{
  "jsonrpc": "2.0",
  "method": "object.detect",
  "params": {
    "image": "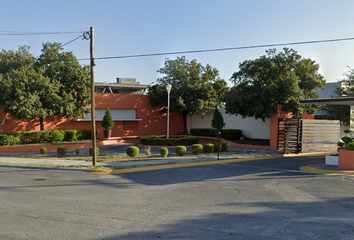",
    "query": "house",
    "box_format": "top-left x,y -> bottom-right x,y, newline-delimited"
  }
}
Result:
0,78 -> 184,138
